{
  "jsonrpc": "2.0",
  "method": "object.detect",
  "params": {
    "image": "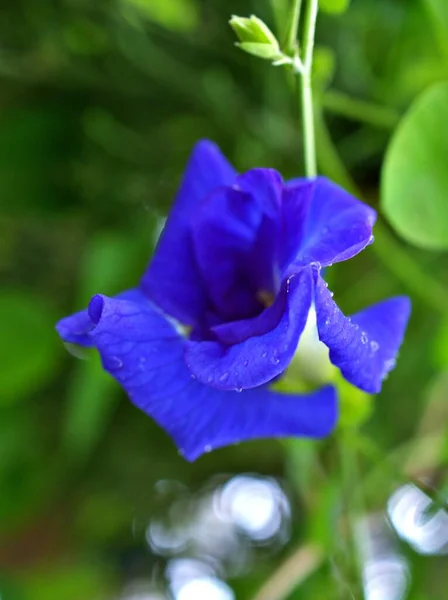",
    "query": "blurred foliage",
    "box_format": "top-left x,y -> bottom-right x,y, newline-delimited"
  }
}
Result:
1,0 -> 448,598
